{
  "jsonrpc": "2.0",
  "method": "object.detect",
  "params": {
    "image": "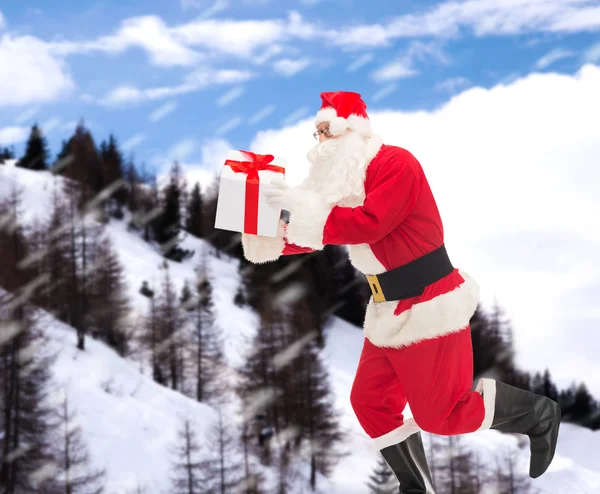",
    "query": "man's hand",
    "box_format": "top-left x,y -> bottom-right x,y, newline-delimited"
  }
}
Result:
264,177 -> 295,211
